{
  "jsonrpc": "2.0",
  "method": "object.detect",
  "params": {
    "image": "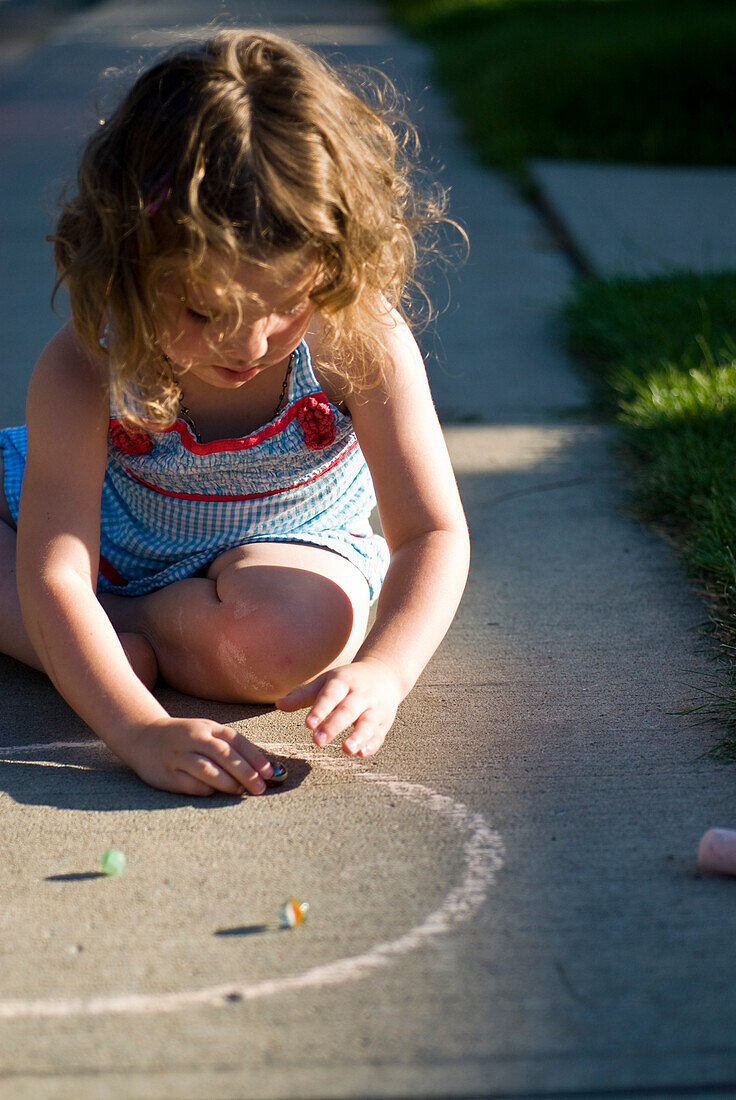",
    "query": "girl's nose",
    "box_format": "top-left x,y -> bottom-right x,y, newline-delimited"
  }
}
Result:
227,316 -> 270,363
